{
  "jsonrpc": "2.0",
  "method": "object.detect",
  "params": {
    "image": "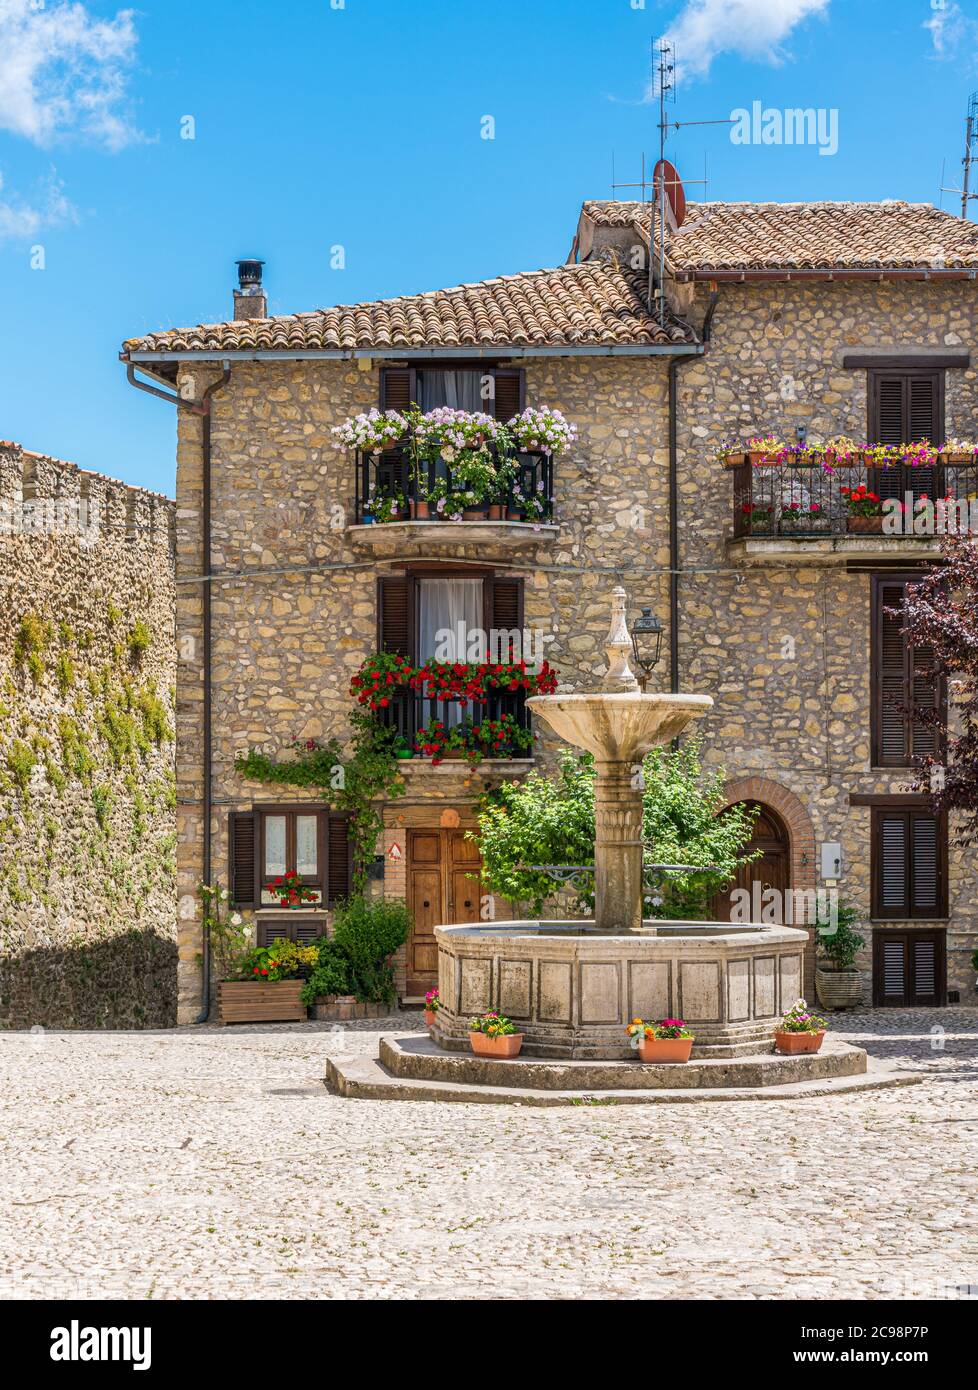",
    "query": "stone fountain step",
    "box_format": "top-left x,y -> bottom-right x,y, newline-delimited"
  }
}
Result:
381,1034 -> 867,1090
323,1033 -> 923,1107
324,1044 -> 919,1108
